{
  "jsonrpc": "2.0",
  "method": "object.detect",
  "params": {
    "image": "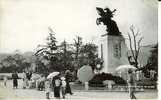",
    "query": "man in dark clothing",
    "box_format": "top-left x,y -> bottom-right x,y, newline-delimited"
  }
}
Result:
12,71 -> 19,89
52,76 -> 61,98
26,72 -> 32,80
65,70 -> 73,95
